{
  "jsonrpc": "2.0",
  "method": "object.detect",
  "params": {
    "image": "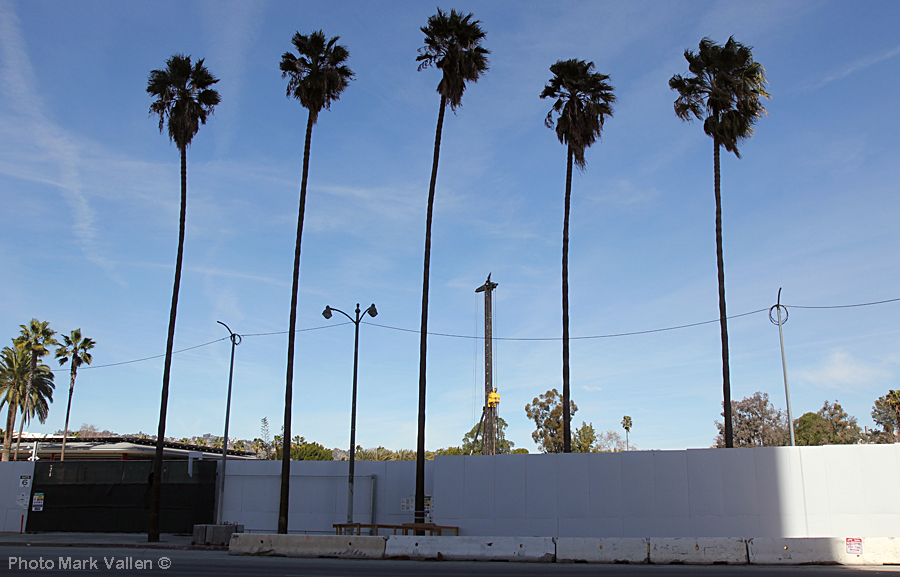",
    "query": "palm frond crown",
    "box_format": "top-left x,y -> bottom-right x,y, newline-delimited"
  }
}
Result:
55,329 -> 95,370
147,54 -> 221,150
417,8 -> 490,110
0,345 -> 54,424
541,59 -> 616,169
668,36 -> 769,157
15,319 -> 57,360
280,30 -> 354,123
